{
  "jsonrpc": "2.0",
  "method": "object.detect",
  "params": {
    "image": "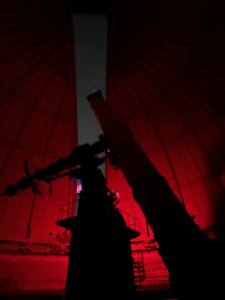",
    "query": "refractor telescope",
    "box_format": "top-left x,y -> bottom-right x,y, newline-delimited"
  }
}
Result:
87,91 -> 225,300
3,135 -> 137,300
3,139 -> 106,197
3,91 -> 225,300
